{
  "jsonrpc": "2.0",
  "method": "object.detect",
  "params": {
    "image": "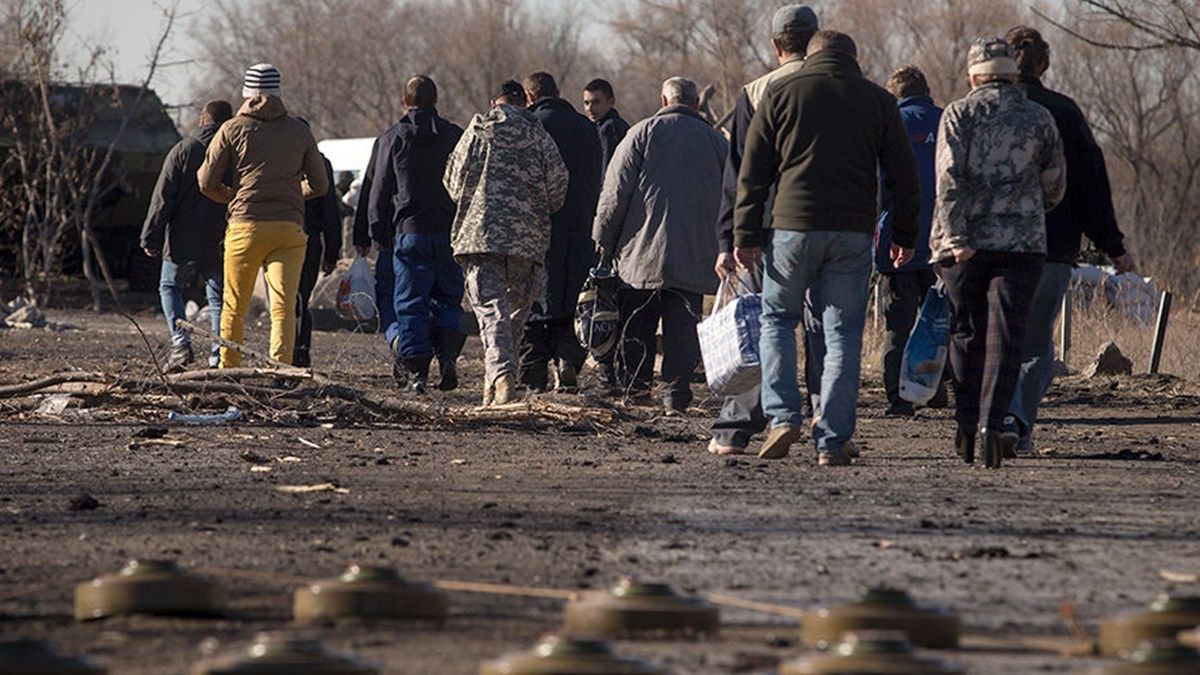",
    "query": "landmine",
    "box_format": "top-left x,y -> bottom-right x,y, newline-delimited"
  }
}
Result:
1100,595 -> 1200,656
74,559 -> 225,621
0,639 -> 106,674
779,632 -> 963,675
801,588 -> 960,649
293,565 -> 448,623
479,635 -> 664,675
1091,640 -> 1200,674
190,633 -> 378,675
563,579 -> 720,638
